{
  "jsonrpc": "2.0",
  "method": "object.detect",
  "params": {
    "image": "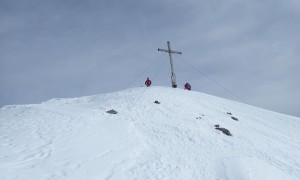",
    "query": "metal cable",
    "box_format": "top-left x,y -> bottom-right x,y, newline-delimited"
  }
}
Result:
175,54 -> 246,103
126,53 -> 166,88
